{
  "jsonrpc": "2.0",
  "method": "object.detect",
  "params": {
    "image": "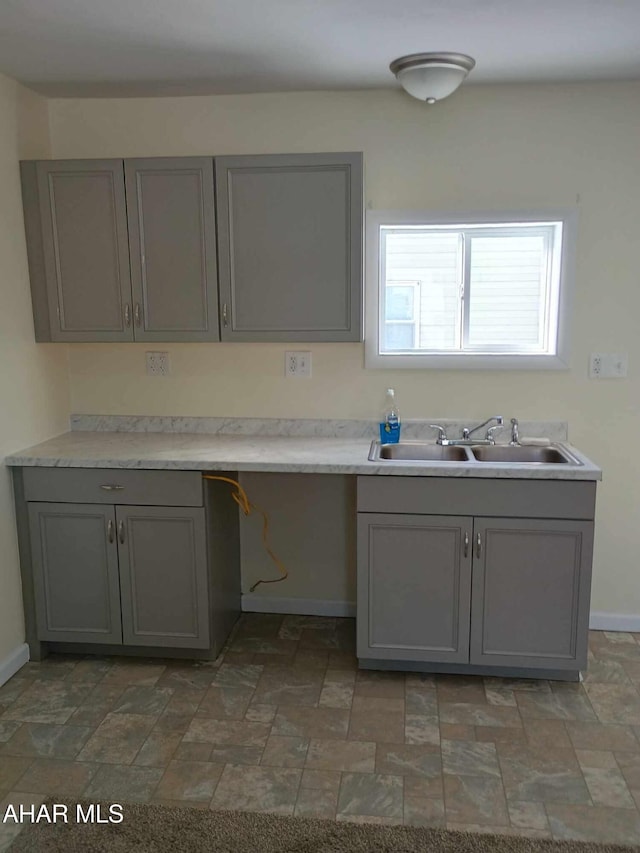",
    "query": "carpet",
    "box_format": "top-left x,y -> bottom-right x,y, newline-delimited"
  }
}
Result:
5,800 -> 637,853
